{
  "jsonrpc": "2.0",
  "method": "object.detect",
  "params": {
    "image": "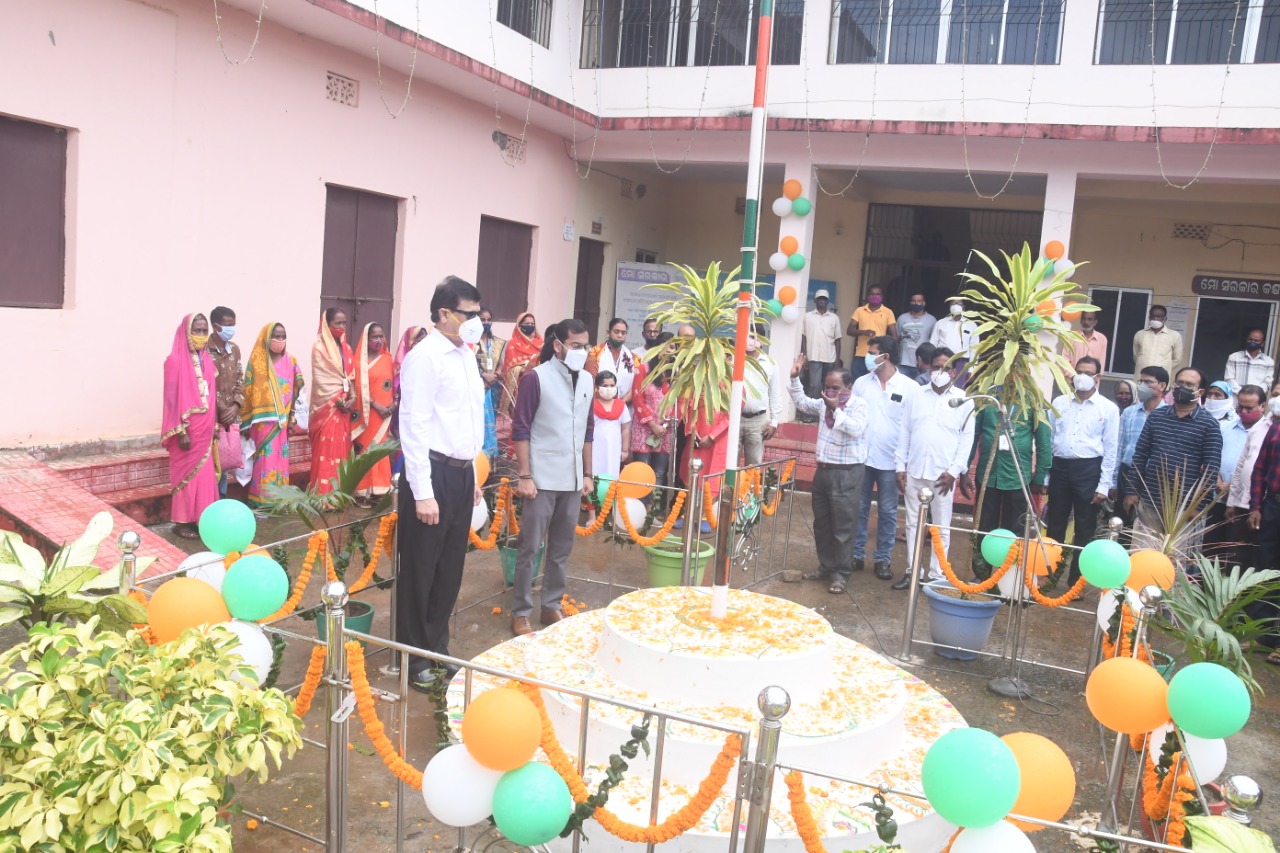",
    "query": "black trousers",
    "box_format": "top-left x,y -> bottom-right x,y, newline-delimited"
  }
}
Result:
1045,456 -> 1104,582
395,460 -> 474,671
972,486 -> 1029,579
1203,501 -> 1254,570
811,464 -> 865,581
1247,499 -> 1280,649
